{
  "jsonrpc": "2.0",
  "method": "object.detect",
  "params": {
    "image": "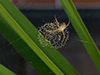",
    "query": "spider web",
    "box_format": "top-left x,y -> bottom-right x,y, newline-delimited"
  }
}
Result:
38,22 -> 69,49
0,0 -> 100,75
